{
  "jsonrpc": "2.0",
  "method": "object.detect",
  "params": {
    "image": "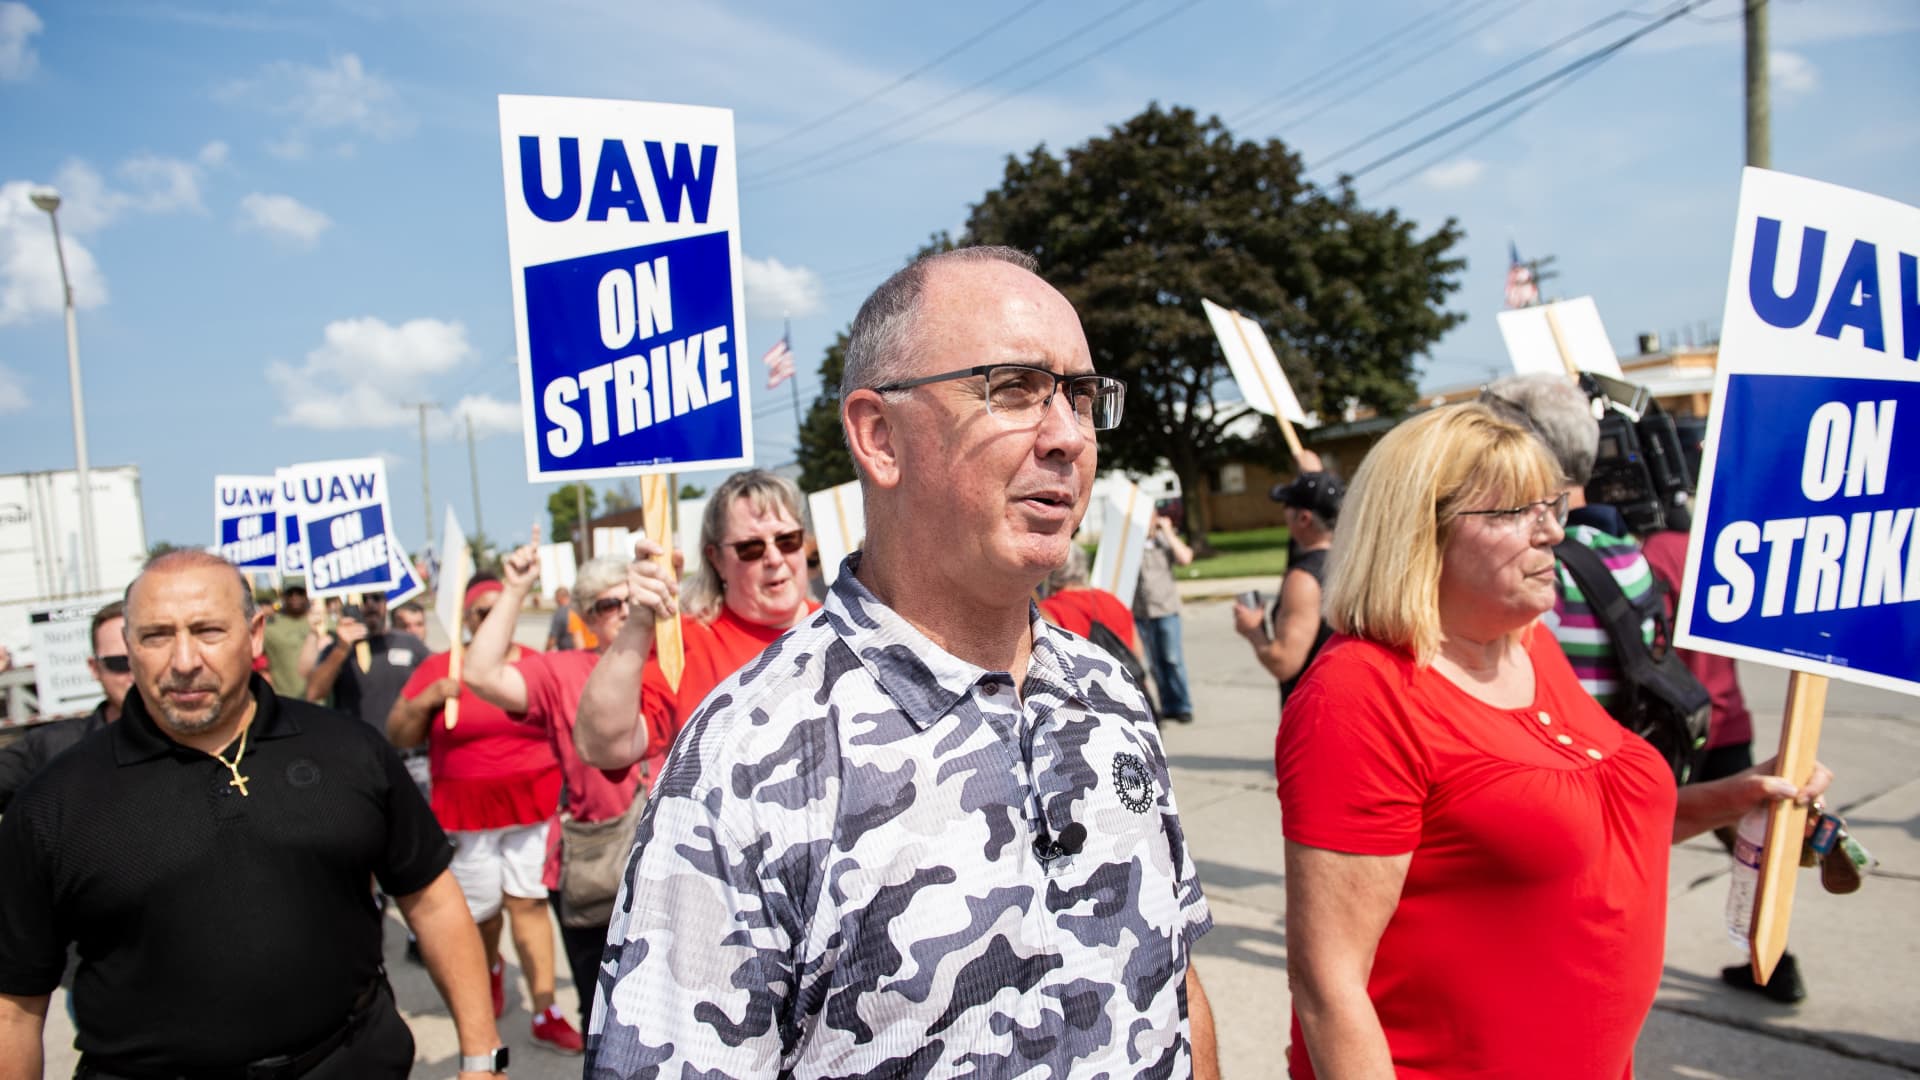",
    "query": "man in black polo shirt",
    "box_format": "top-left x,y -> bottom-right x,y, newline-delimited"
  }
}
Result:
0,551 -> 508,1079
